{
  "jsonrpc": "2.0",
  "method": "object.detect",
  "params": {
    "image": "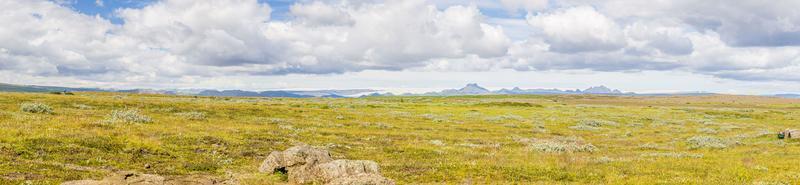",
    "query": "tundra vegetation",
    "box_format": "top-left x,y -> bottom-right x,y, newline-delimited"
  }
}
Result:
0,92 -> 799,184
